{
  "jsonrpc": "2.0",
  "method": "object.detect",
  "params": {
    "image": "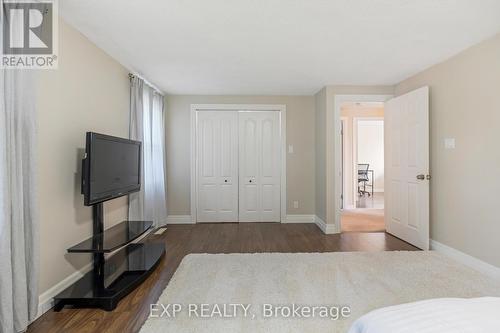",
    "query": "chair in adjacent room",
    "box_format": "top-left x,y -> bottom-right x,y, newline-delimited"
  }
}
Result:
358,163 -> 371,197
